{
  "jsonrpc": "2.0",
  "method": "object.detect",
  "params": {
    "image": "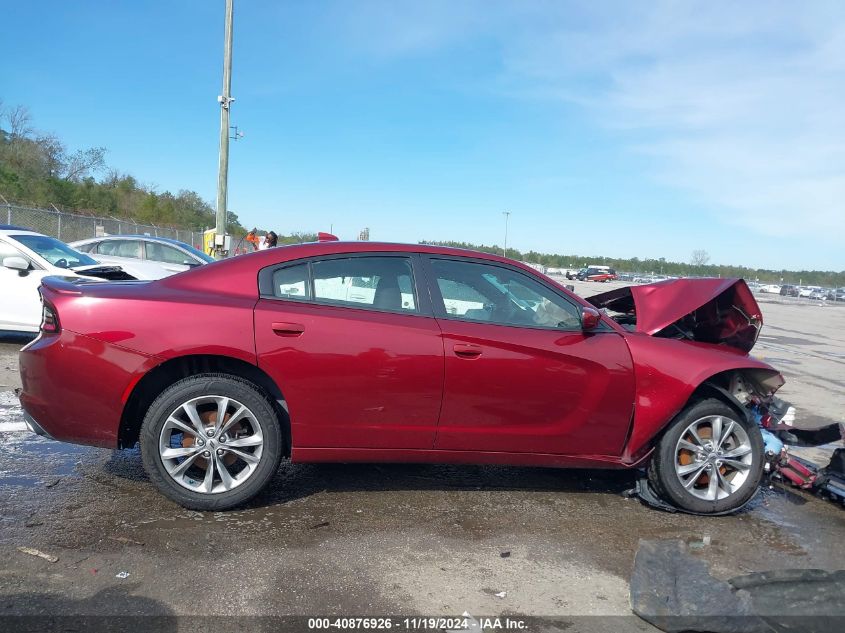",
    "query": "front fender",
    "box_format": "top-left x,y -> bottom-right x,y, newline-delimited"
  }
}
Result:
621,334 -> 782,463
